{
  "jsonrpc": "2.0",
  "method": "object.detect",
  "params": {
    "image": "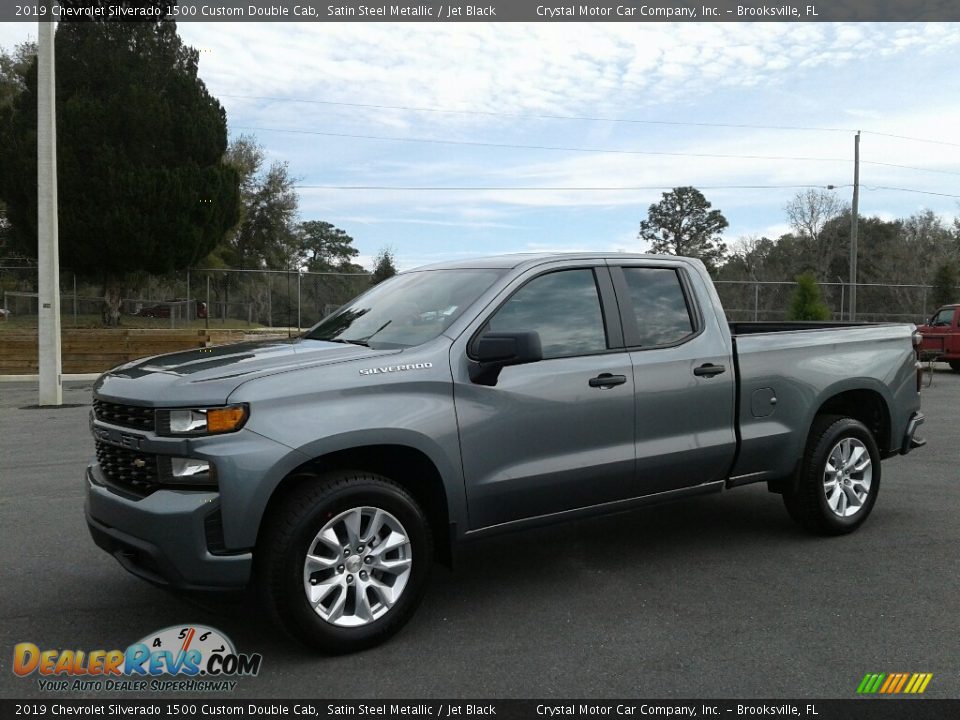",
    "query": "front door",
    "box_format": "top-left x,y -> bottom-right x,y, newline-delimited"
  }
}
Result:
452,265 -> 636,529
